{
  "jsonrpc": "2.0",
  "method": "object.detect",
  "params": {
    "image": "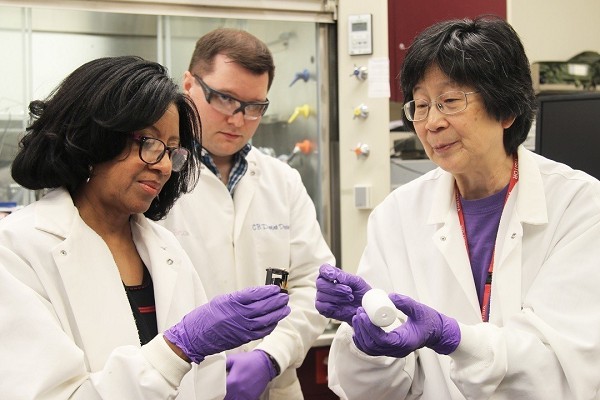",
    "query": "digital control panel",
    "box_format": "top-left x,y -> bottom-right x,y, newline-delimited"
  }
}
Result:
348,14 -> 372,56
